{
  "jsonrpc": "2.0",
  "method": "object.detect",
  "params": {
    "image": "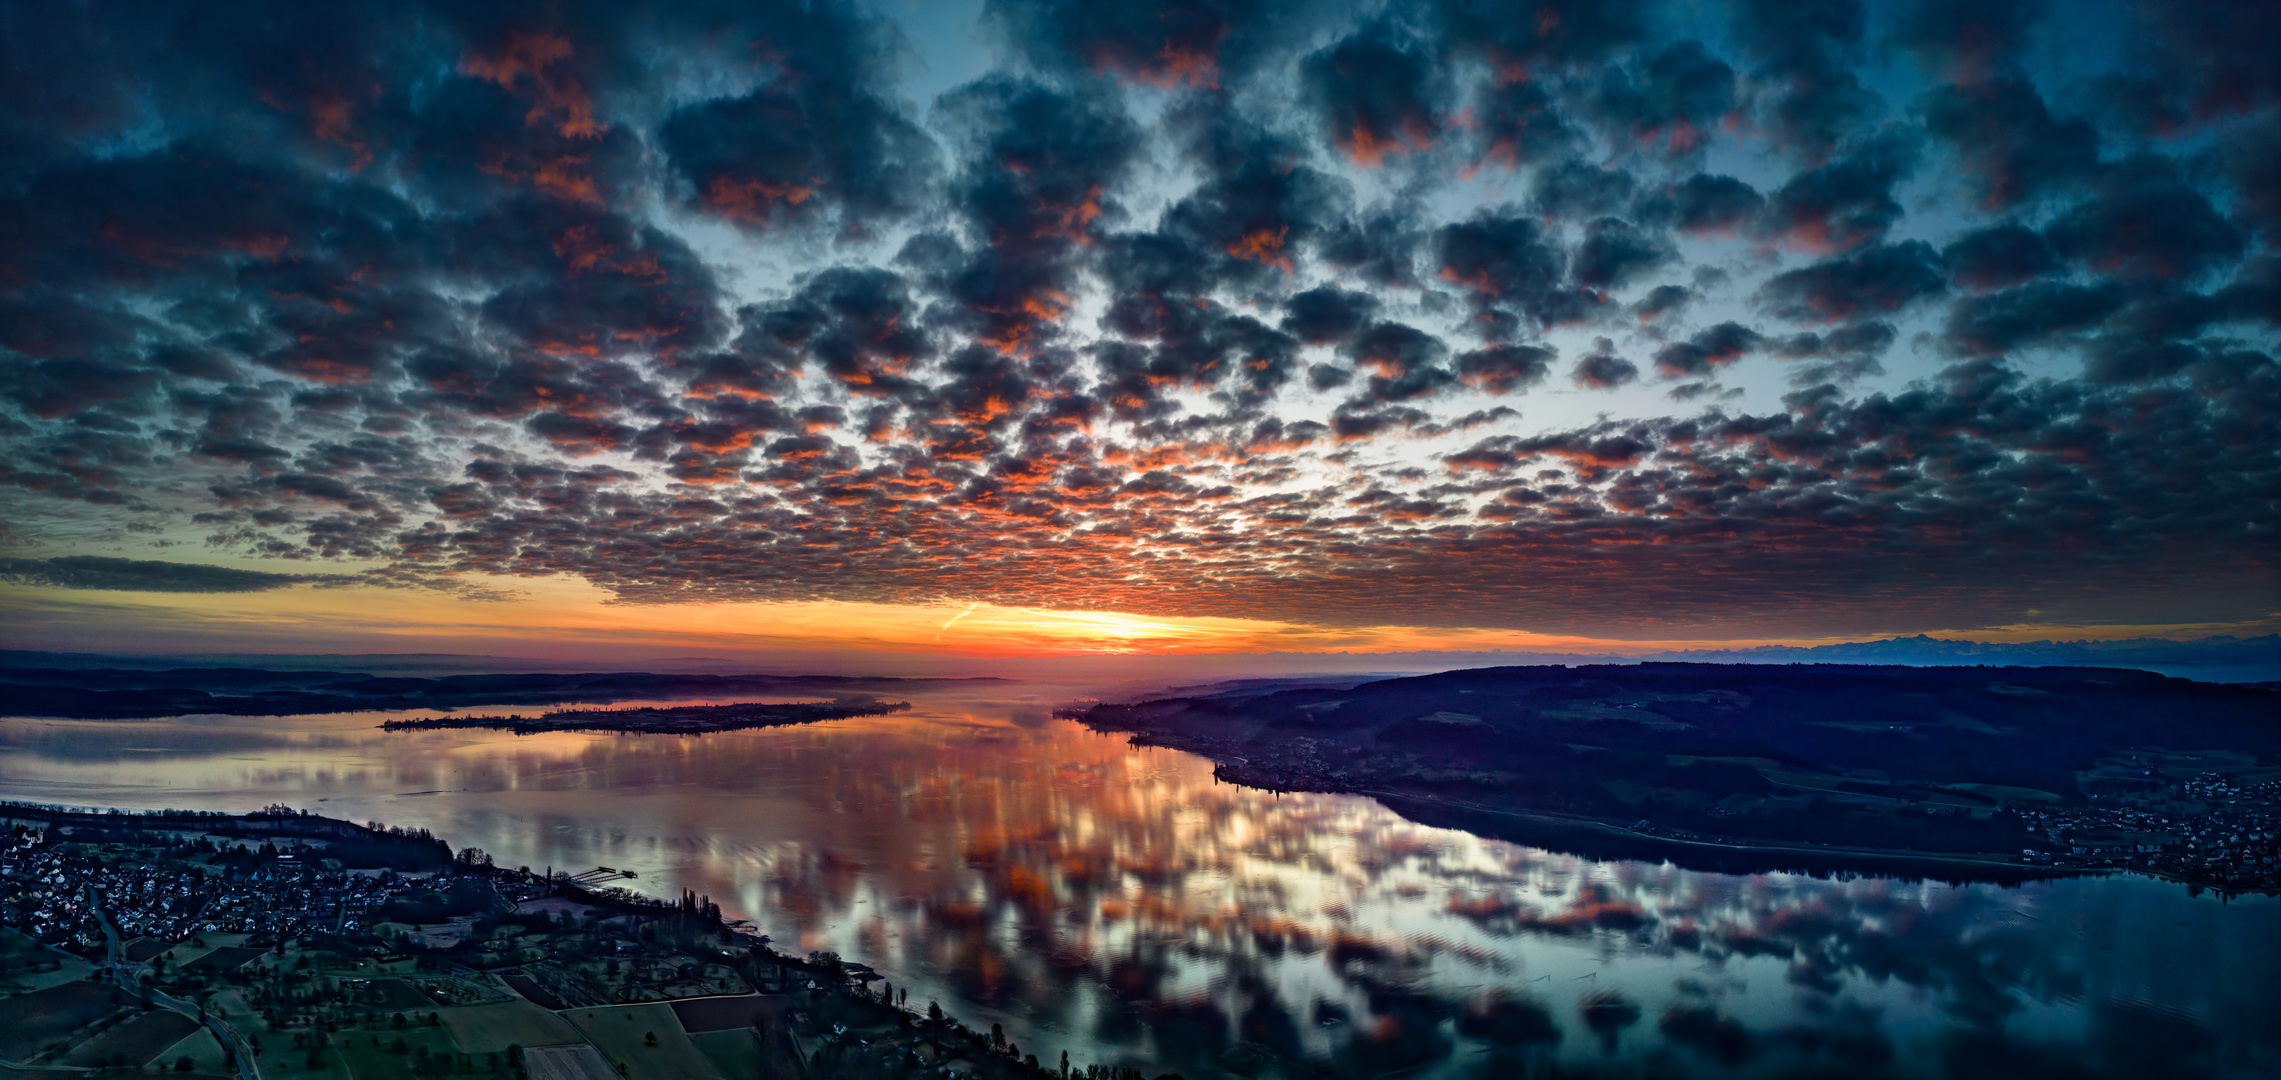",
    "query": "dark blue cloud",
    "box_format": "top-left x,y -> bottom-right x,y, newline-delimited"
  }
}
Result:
0,0 -> 2272,636
1760,241 -> 1948,323
0,555 -> 356,591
